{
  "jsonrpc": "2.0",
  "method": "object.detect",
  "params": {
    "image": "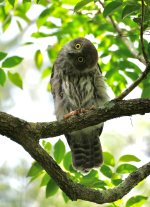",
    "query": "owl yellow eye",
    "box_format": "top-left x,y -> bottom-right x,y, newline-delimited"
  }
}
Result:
75,43 -> 81,49
78,57 -> 84,62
